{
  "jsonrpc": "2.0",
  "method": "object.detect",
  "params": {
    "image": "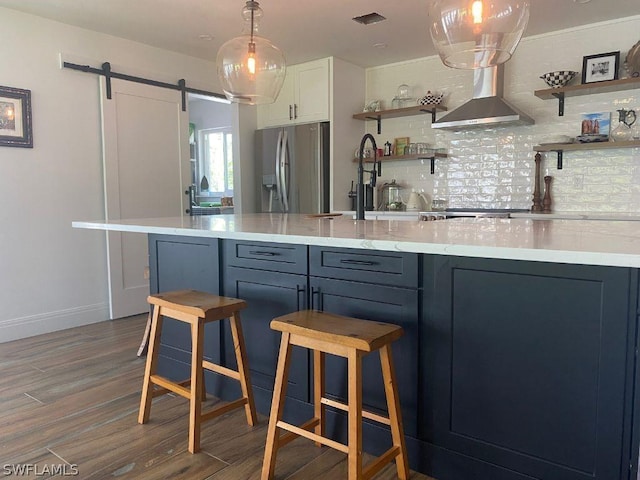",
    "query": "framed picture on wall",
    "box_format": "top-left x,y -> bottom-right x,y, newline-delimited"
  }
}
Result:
581,51 -> 620,84
0,86 -> 33,148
